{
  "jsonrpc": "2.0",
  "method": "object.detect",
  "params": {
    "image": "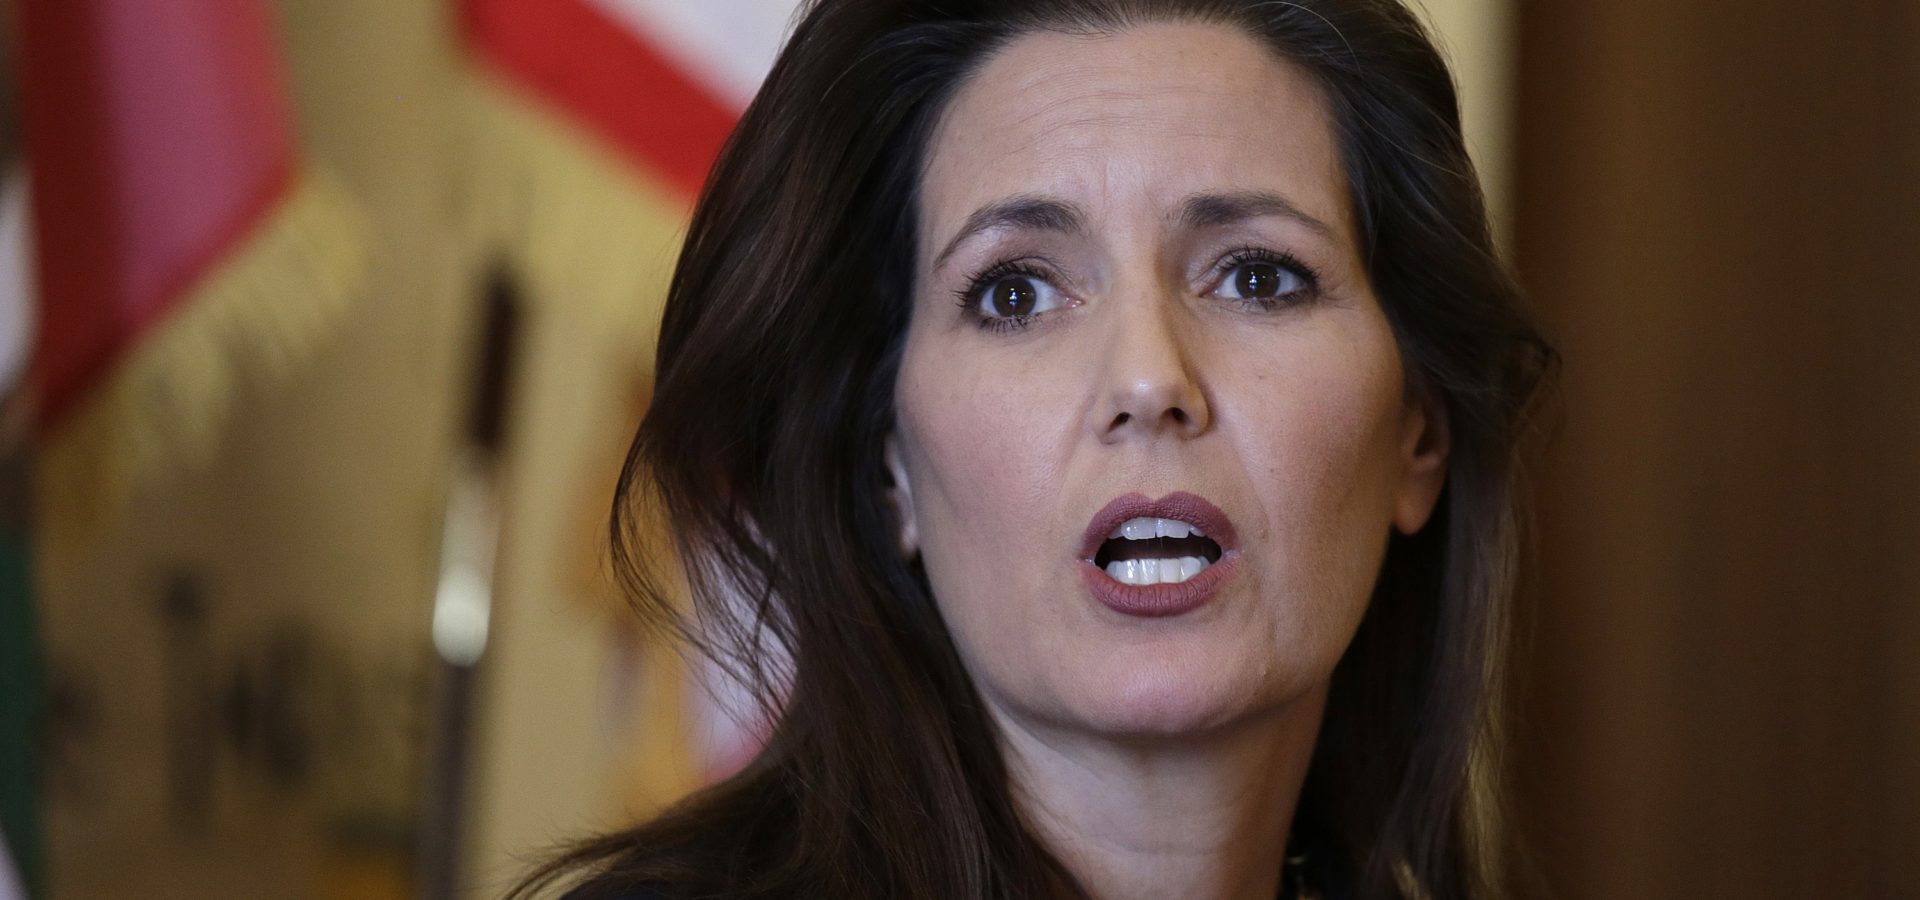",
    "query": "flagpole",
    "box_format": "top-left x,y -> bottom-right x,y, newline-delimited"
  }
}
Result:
418,273 -> 520,900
